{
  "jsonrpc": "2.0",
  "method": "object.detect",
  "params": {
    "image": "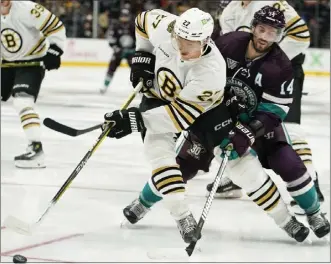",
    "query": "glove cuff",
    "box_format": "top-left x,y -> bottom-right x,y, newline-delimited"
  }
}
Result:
48,44 -> 63,57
